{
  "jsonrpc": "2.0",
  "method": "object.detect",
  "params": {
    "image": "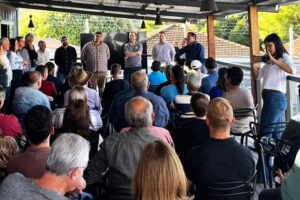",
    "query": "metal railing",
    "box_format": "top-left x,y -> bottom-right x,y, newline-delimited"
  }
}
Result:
216,60 -> 300,121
